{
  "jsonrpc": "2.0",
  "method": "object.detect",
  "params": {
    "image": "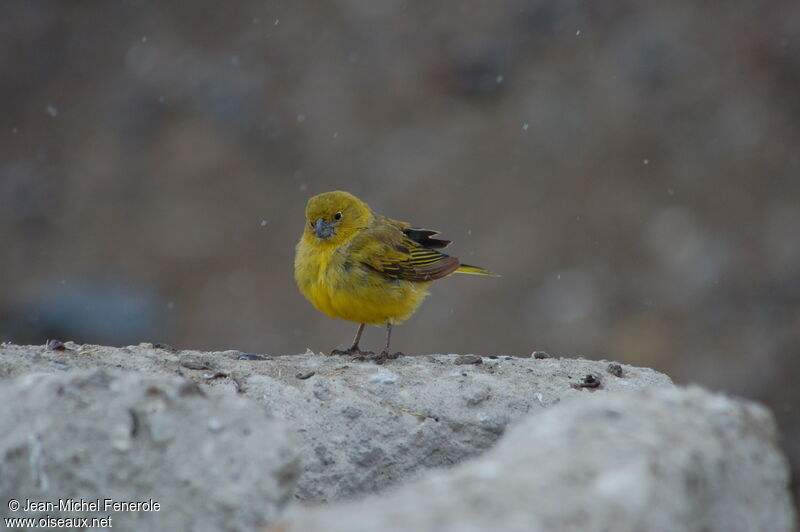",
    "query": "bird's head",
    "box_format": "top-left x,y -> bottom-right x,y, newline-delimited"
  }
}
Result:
304,190 -> 373,245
